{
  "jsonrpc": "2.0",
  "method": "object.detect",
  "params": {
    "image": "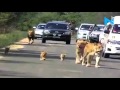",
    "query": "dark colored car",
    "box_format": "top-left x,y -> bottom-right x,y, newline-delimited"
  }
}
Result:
42,21 -> 71,44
